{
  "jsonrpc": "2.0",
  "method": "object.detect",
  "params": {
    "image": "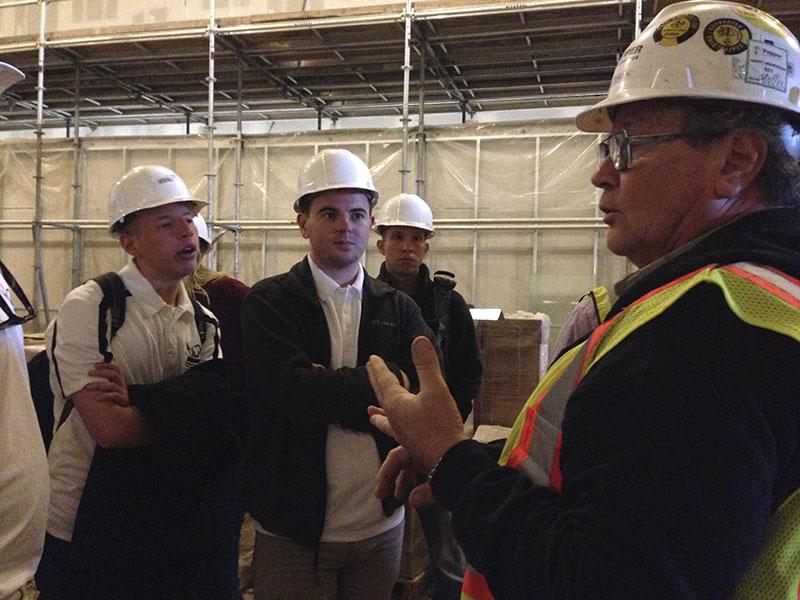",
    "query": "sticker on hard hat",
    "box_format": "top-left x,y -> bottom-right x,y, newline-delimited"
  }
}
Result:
653,14 -> 699,46
746,40 -> 789,92
732,6 -> 786,39
620,45 -> 643,62
704,19 -> 751,55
